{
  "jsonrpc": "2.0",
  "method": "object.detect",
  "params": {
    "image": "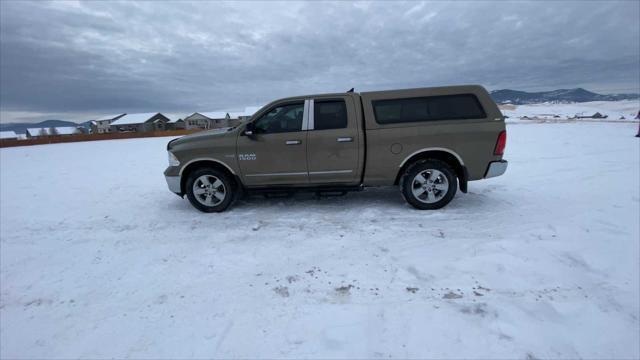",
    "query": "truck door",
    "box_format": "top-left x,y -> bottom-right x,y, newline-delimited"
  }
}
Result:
237,101 -> 308,186
306,97 -> 361,184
